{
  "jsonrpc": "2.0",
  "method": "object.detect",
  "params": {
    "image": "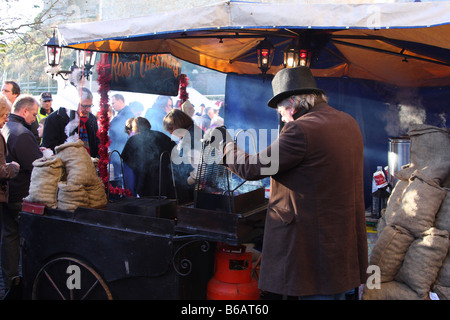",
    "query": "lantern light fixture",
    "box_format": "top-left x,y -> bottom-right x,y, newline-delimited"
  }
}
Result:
299,49 -> 312,67
44,29 -> 62,68
44,28 -> 97,80
77,50 -> 97,80
256,37 -> 274,76
283,41 -> 300,68
283,37 -> 313,69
